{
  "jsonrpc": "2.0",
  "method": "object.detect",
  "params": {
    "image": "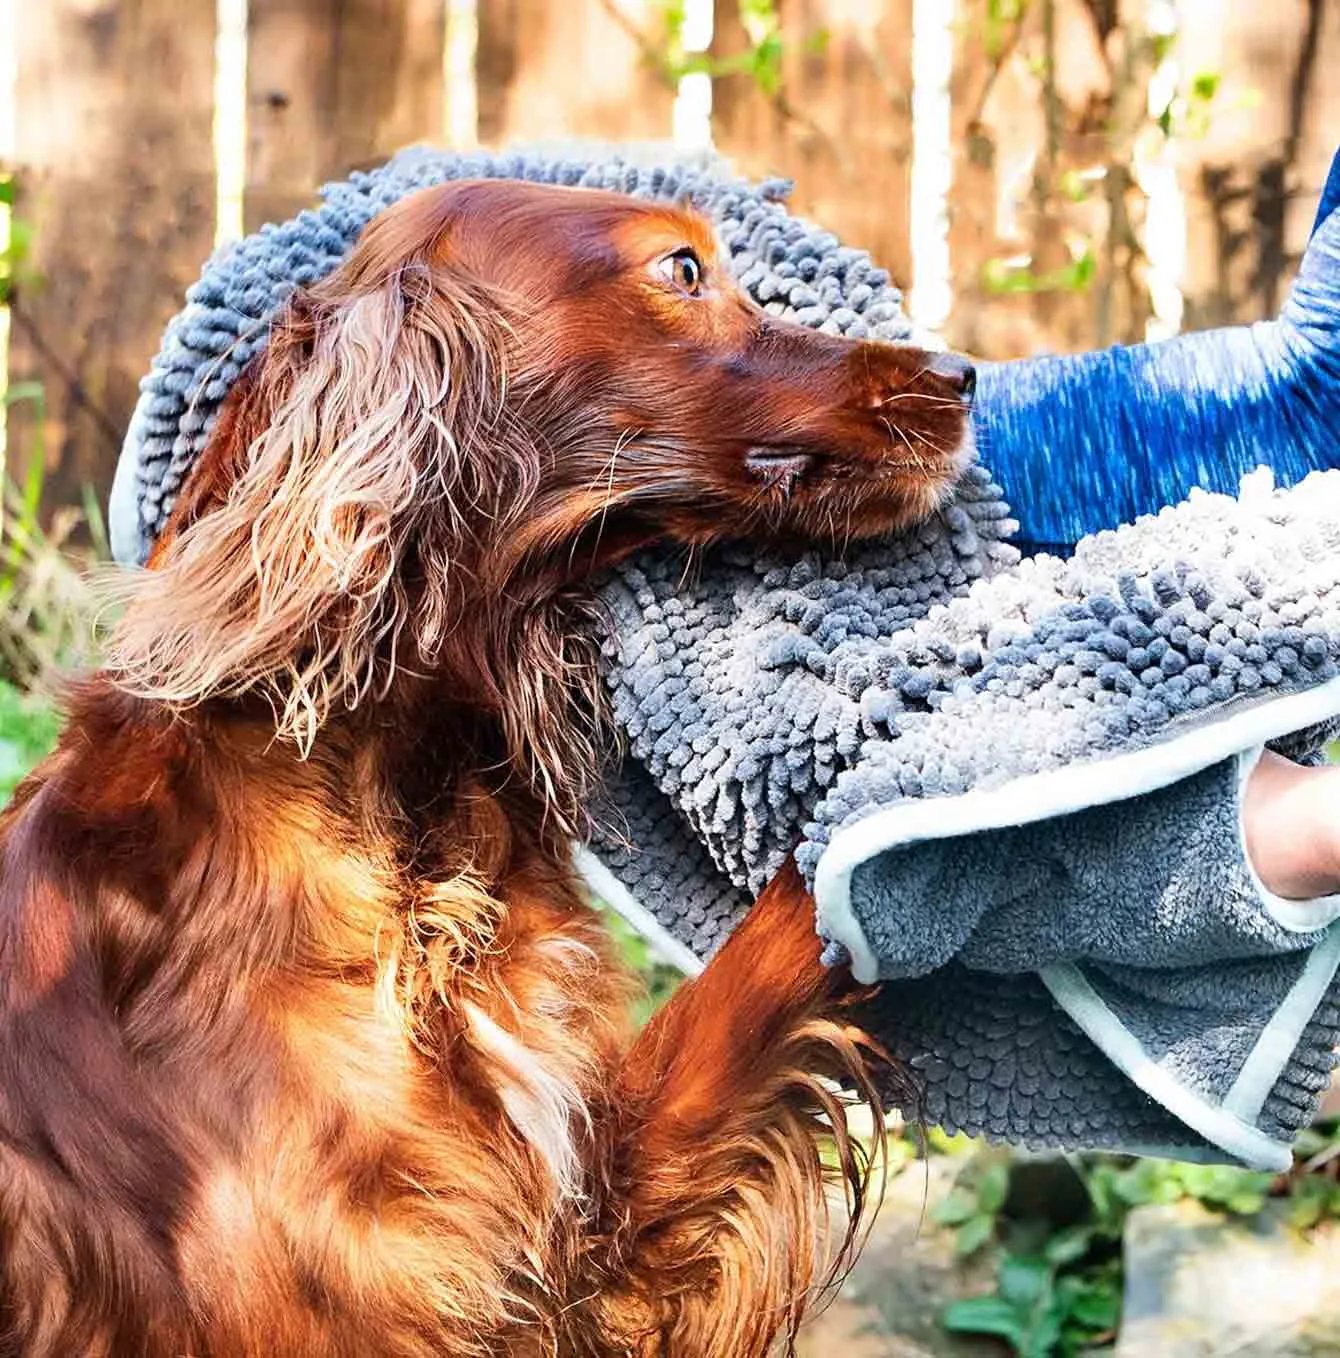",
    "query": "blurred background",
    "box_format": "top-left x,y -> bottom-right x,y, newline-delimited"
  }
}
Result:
3,2 -> 1340,1354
